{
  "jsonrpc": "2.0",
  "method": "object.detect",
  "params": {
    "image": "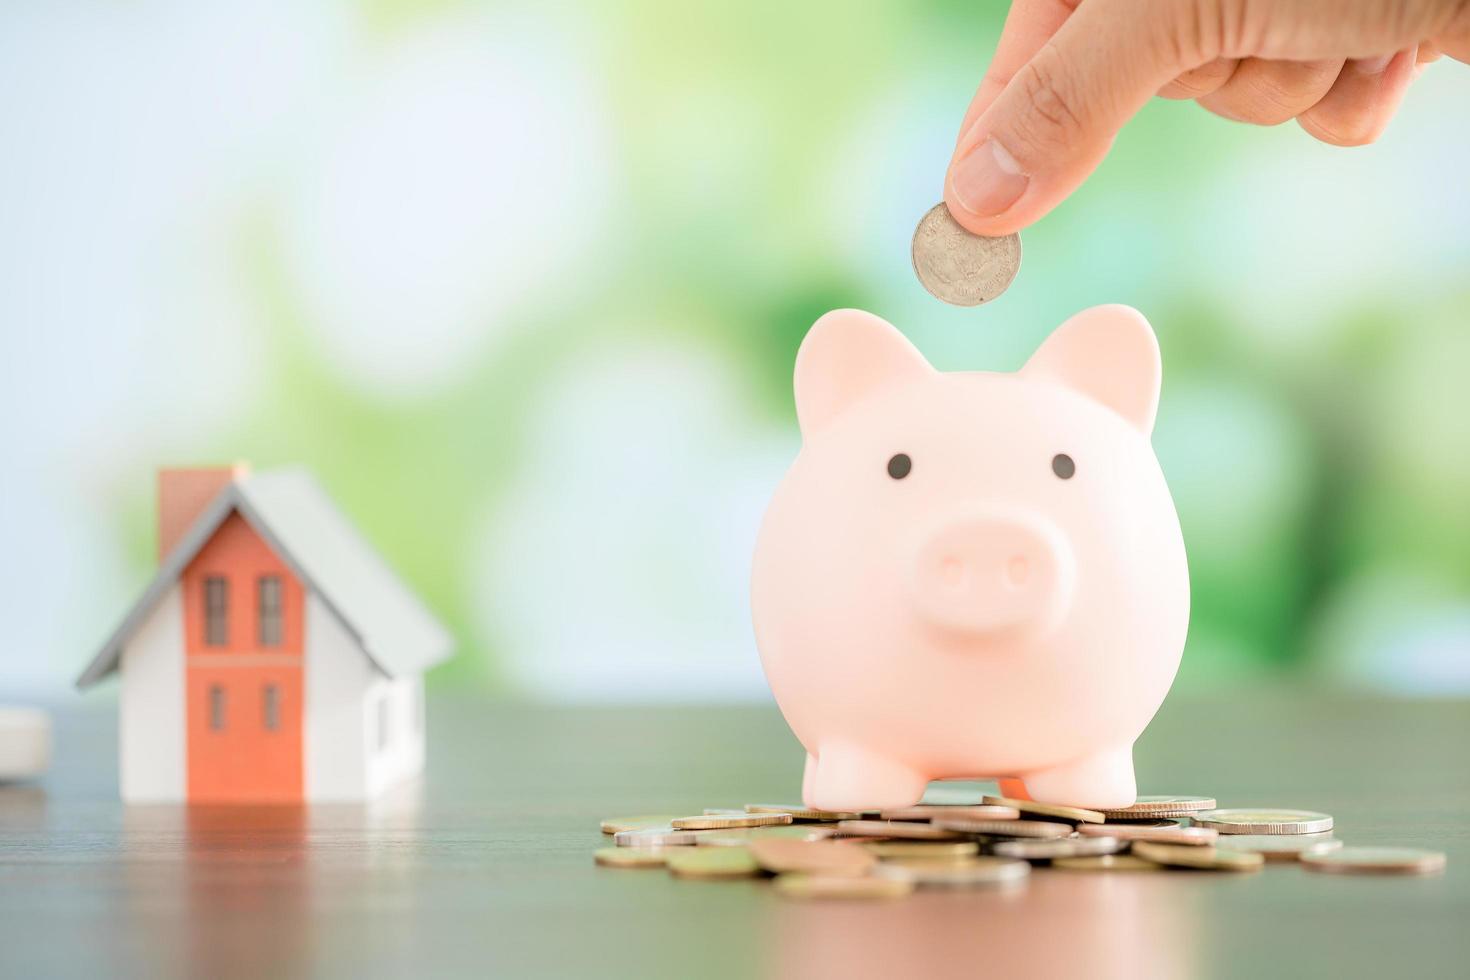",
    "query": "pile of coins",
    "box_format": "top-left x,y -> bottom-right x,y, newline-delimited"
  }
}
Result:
595,794 -> 1446,898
